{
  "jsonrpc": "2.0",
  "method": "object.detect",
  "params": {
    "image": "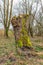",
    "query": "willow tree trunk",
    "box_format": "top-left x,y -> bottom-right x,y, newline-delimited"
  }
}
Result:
11,16 -> 32,48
